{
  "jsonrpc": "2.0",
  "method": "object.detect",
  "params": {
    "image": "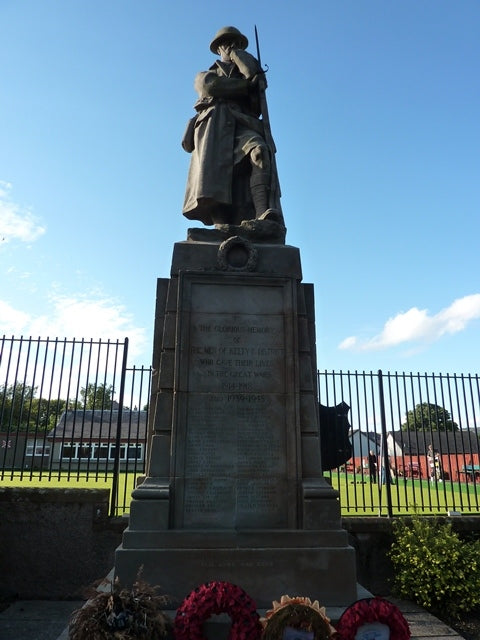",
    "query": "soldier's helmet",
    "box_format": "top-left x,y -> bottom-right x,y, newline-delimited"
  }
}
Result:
210,26 -> 248,54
